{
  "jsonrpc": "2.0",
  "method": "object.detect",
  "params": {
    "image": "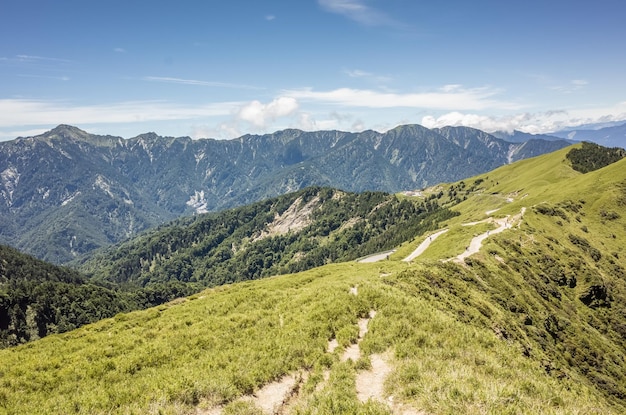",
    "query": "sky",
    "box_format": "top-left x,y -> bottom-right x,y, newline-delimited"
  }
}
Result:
1,0 -> 625,141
